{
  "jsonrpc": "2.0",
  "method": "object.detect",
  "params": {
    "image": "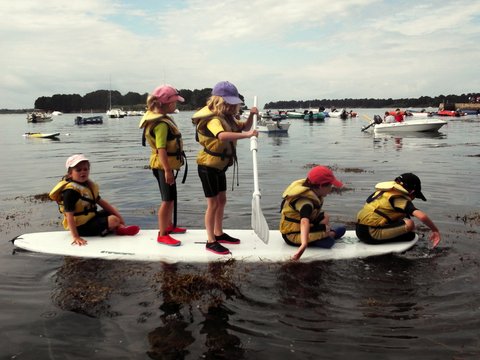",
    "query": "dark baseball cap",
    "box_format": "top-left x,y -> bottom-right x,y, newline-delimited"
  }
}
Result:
395,173 -> 426,201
